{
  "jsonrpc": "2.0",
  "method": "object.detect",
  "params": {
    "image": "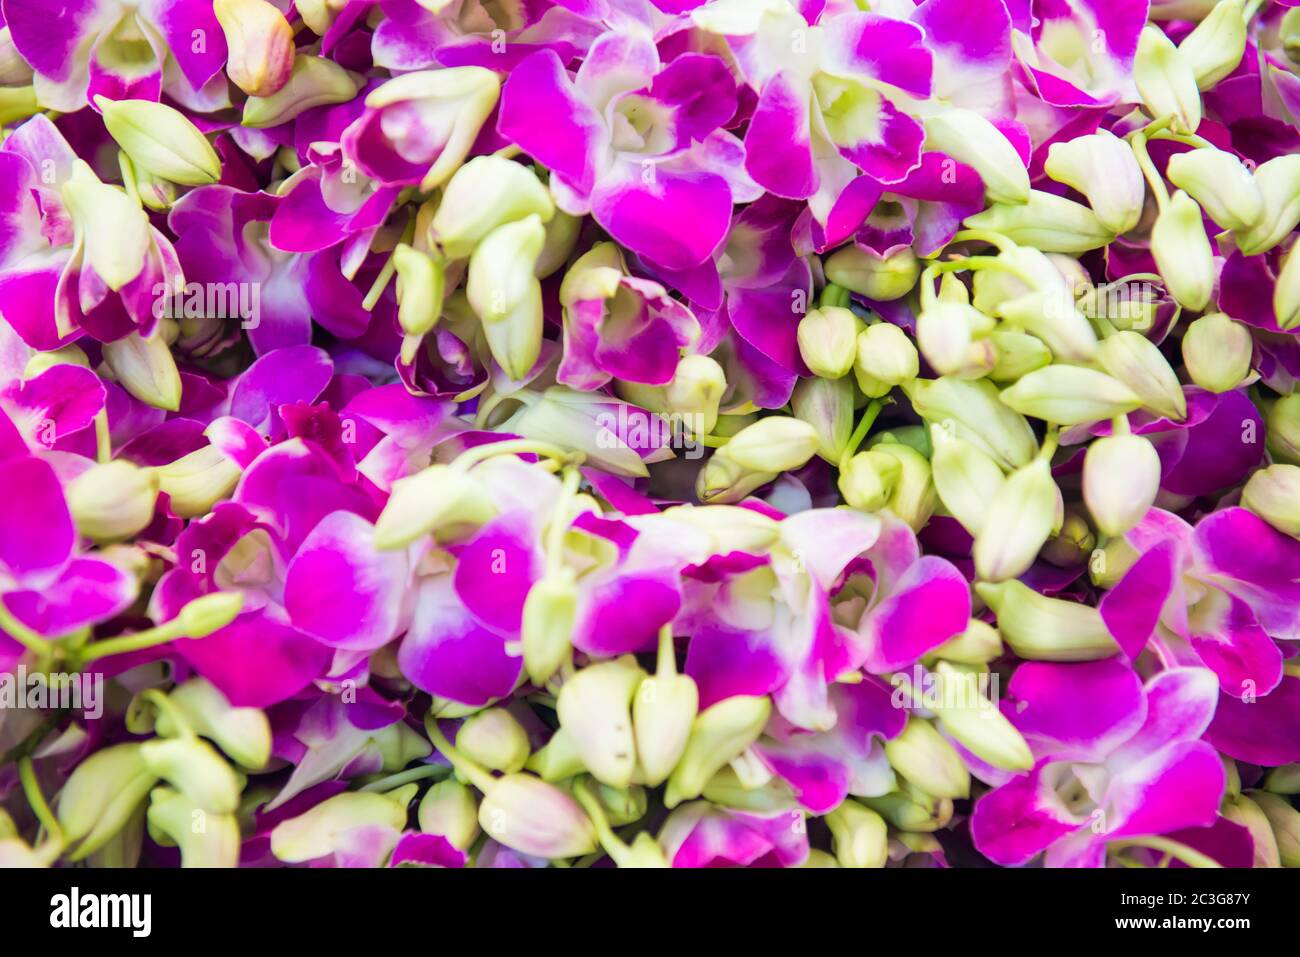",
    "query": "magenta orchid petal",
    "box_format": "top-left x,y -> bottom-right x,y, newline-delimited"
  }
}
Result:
452,511 -> 545,637
856,556 -> 971,674
1005,659 -> 1146,765
969,764 -> 1085,866
1099,538 -> 1180,660
175,611 -> 332,709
